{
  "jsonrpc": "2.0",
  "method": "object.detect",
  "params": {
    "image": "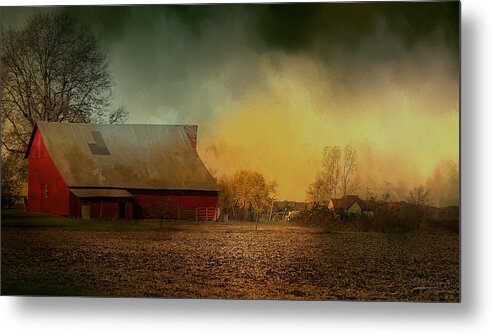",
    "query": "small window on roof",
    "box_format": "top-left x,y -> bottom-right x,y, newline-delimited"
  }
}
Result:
88,131 -> 110,155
